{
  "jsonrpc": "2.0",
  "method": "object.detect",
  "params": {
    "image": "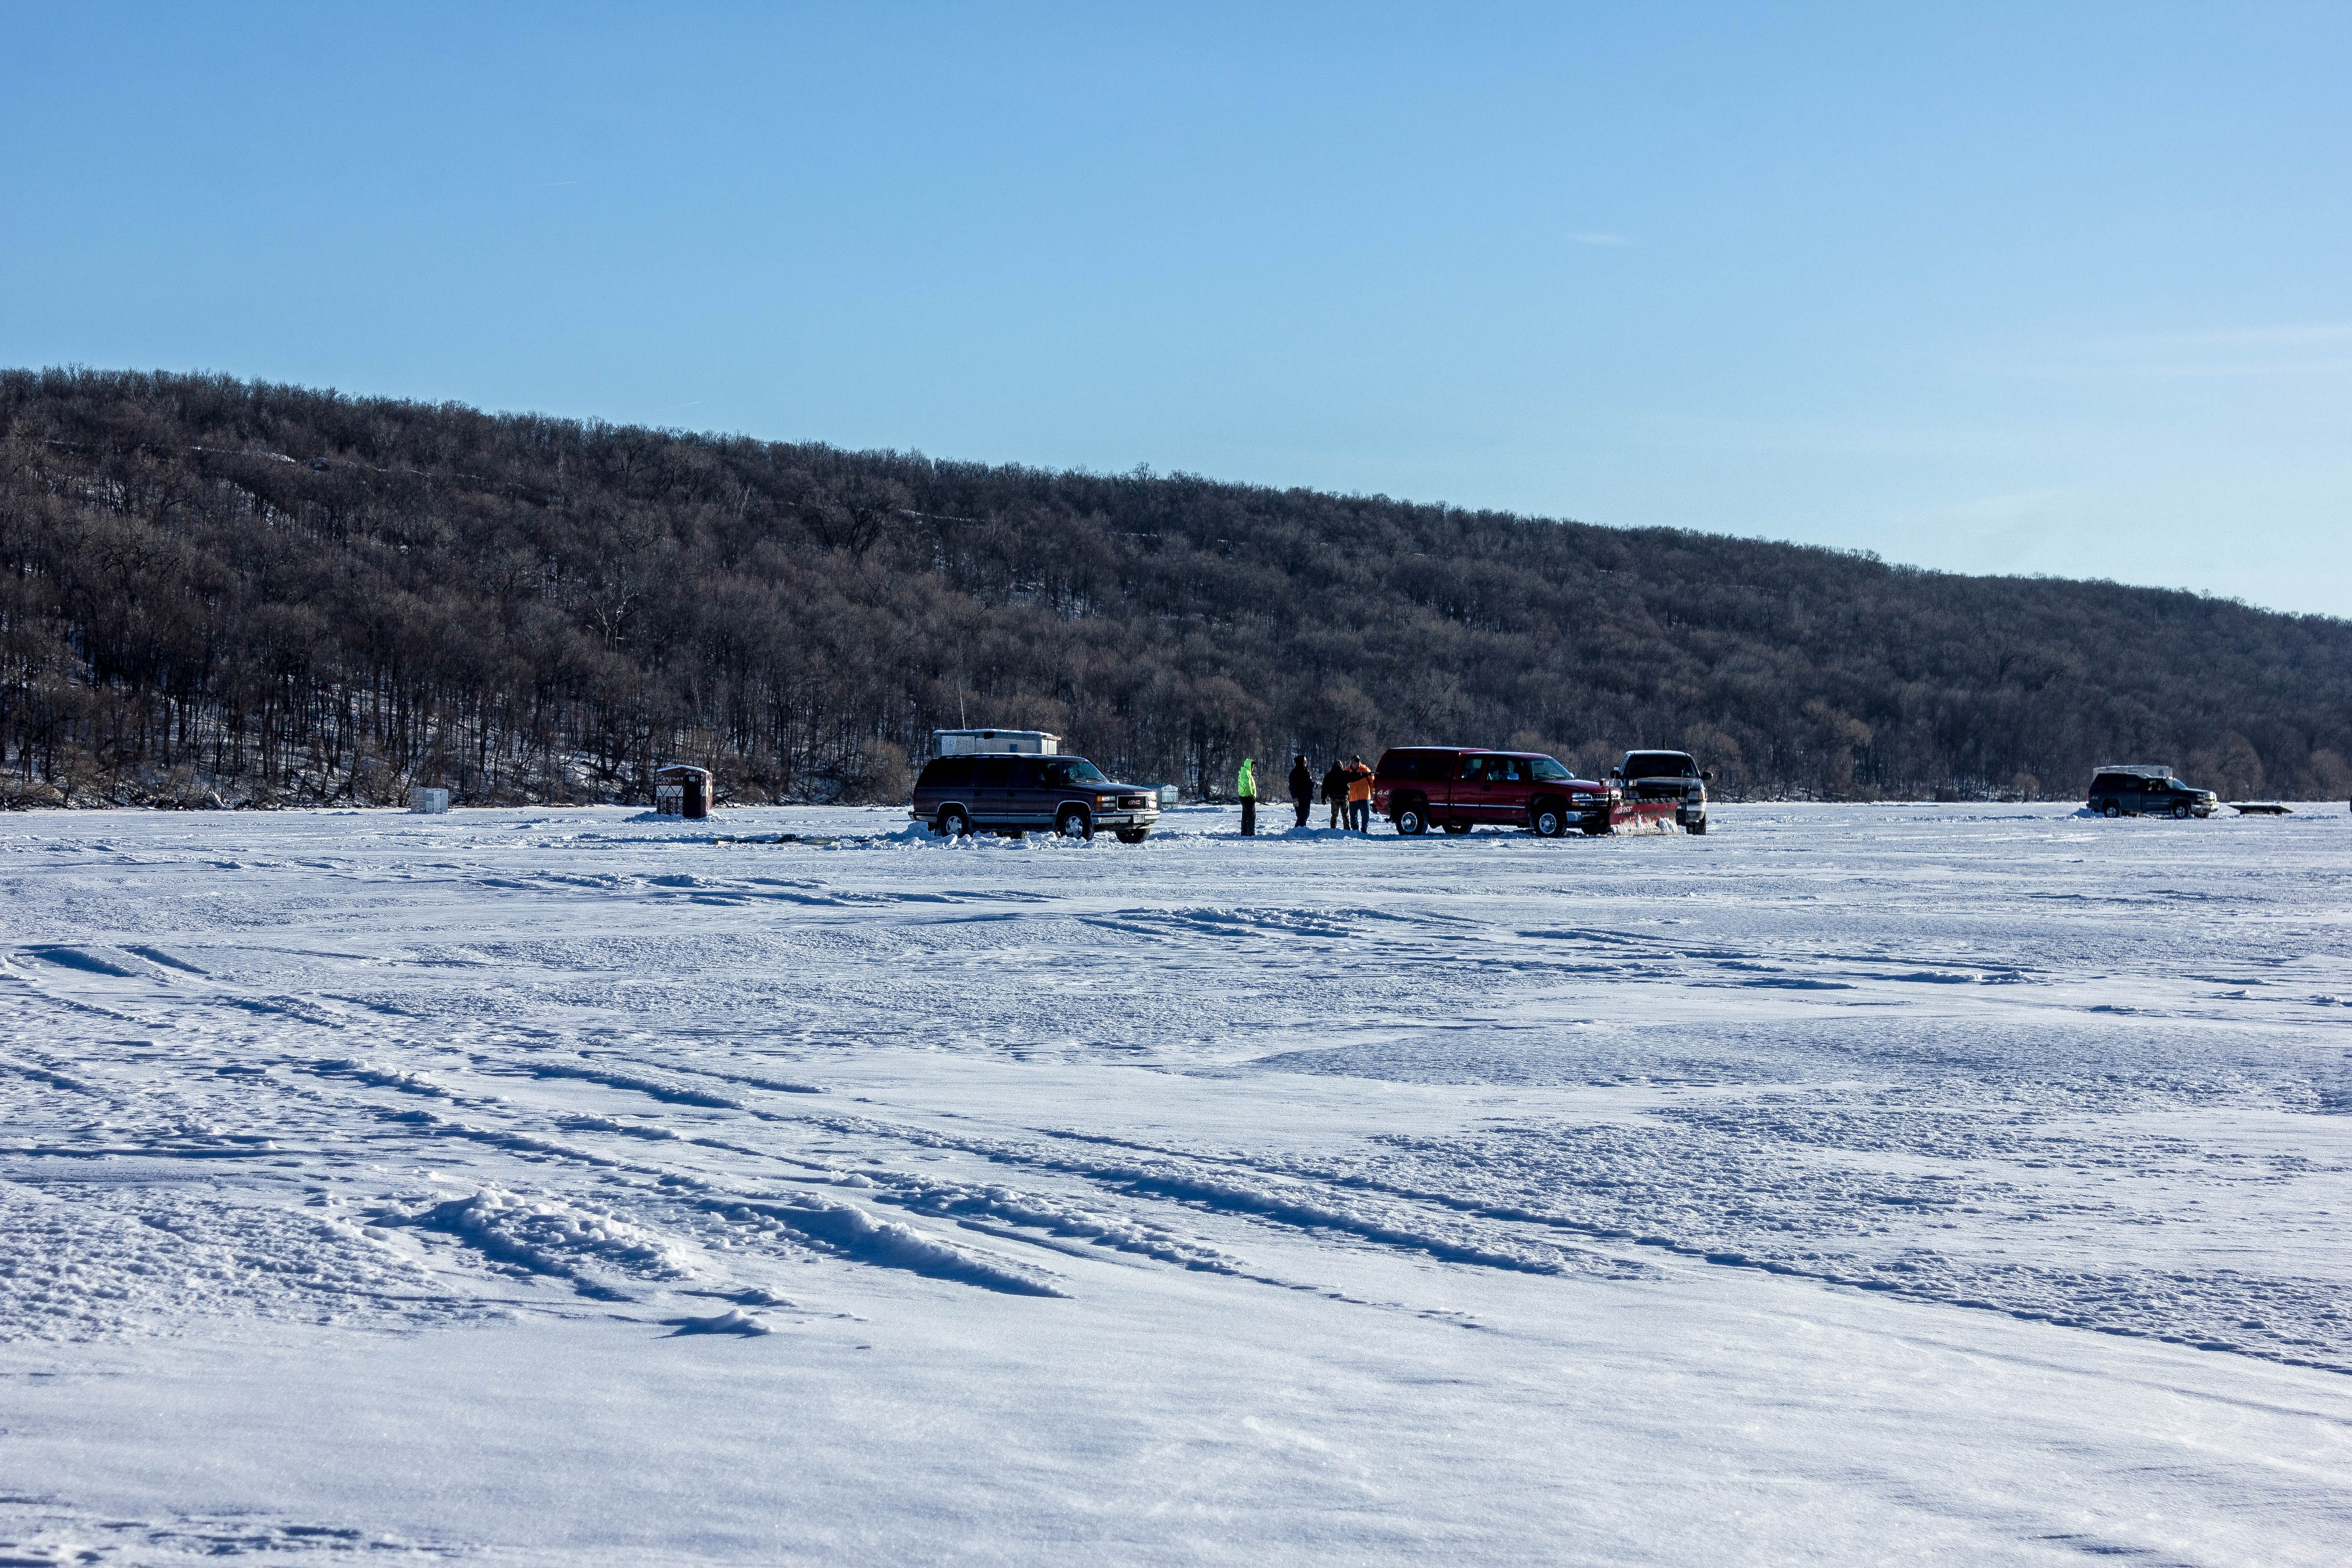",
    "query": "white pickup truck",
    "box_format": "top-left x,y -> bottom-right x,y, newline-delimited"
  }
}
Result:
1612,750 -> 1711,834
